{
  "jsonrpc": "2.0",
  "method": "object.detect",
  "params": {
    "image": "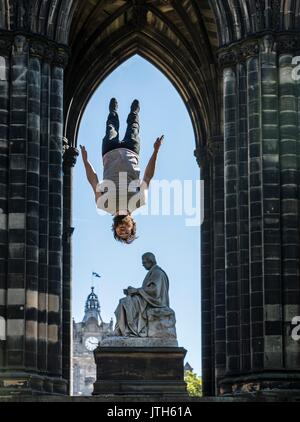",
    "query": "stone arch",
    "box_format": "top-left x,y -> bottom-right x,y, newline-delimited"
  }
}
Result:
62,1 -> 223,398
64,1 -> 221,155
65,36 -> 212,153
209,0 -> 300,46
0,0 -> 300,398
